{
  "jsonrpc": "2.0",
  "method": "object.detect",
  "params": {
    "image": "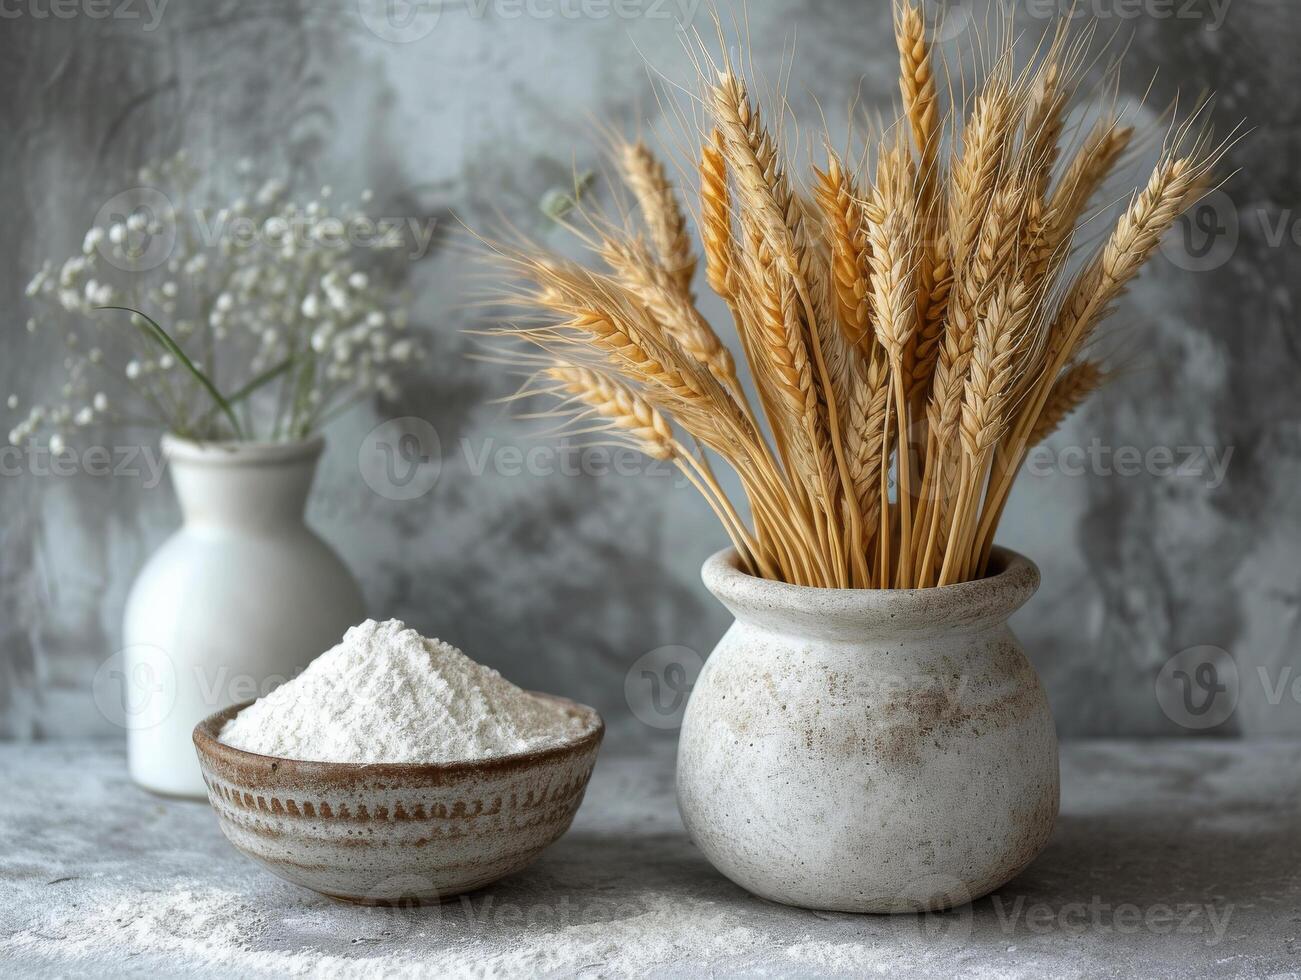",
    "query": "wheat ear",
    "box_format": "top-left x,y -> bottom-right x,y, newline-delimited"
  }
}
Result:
813,153 -> 872,350
1028,360 -> 1102,446
700,129 -> 736,299
973,154 -> 1203,568
601,237 -> 738,387
1027,120 -> 1134,284
546,364 -> 675,458
619,141 -> 696,294
896,1 -> 940,169
546,363 -> 774,576
1021,61 -> 1069,203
